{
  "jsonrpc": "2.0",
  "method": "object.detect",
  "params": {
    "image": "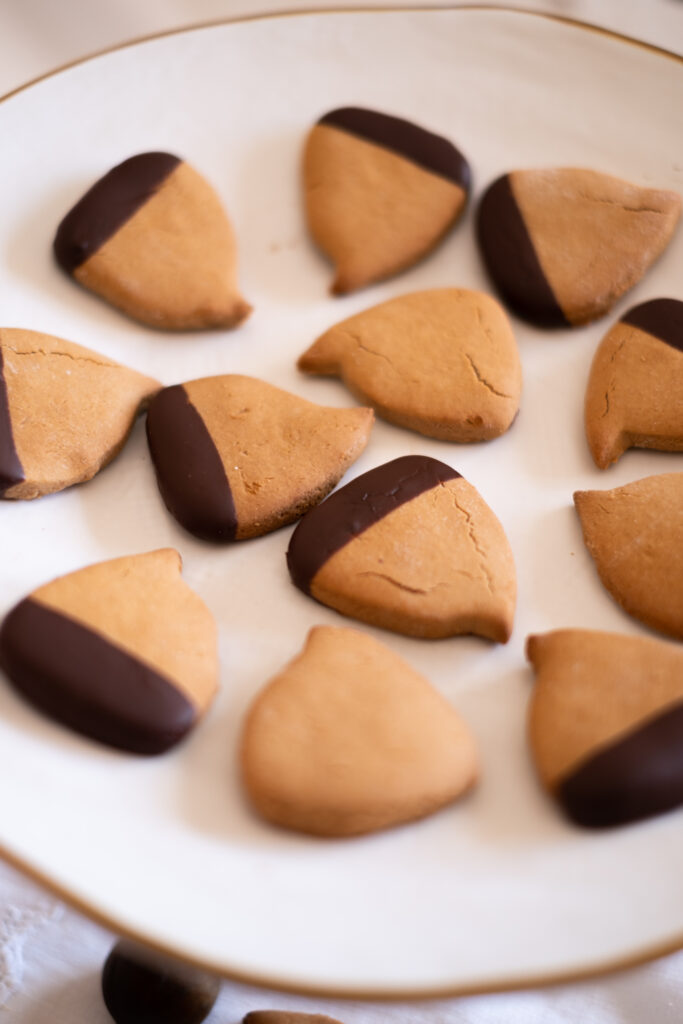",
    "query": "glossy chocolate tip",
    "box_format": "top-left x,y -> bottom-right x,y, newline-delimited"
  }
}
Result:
287,454 -> 461,594
558,702 -> 683,828
620,298 -> 683,353
54,151 -> 181,273
0,598 -> 195,755
0,348 -> 25,496
146,384 -> 237,543
476,174 -> 569,328
318,106 -> 470,191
